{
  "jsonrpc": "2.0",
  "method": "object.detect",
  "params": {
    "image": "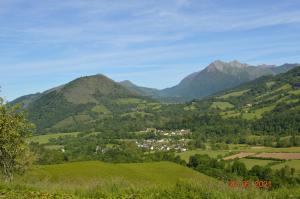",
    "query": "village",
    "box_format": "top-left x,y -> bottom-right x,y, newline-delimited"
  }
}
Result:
136,128 -> 192,152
